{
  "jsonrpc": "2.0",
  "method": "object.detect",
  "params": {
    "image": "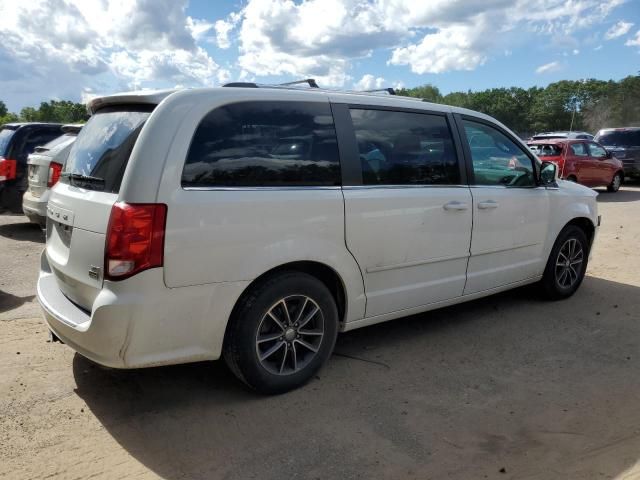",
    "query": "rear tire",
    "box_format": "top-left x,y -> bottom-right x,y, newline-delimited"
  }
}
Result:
540,225 -> 589,300
607,172 -> 623,192
223,272 -> 339,394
